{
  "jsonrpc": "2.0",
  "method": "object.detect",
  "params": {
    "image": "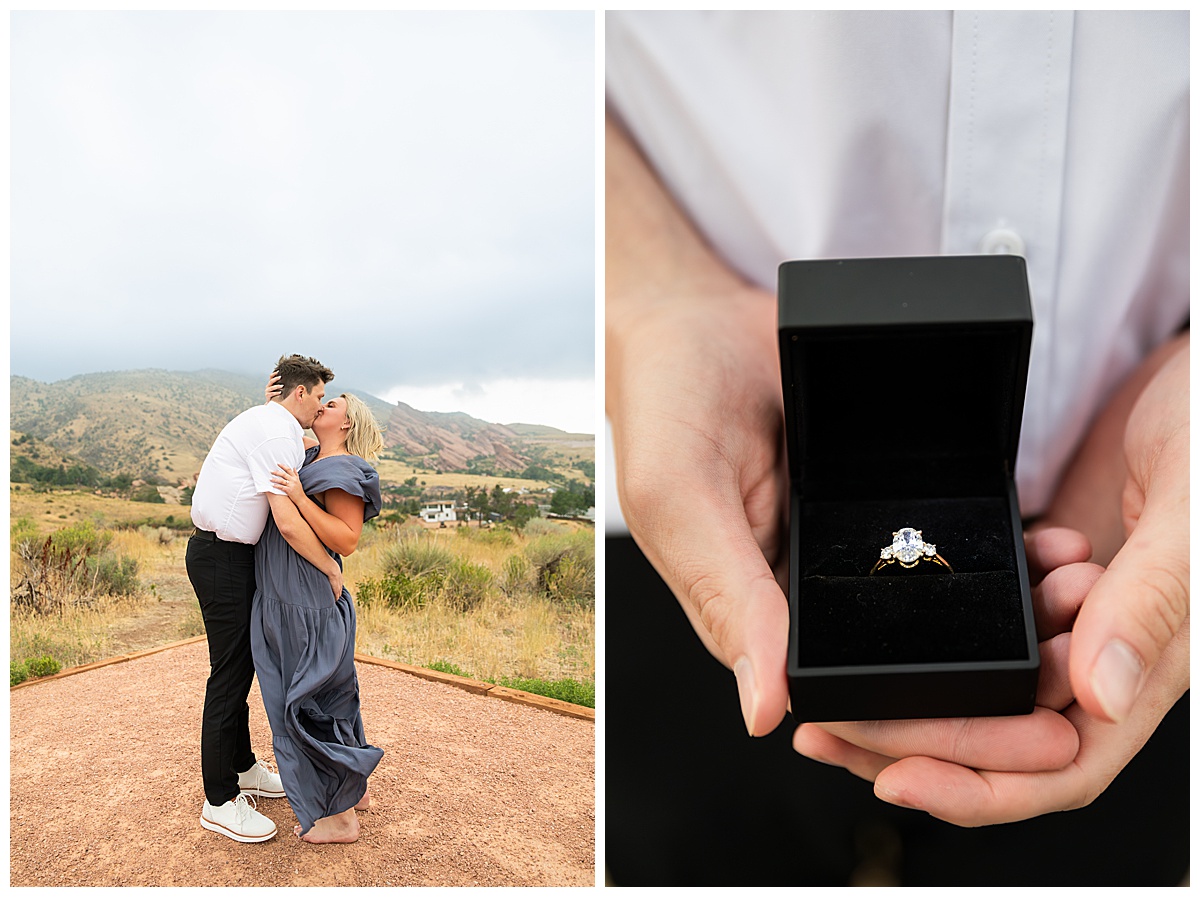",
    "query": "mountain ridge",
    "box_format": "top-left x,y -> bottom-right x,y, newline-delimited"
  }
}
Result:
10,369 -> 590,485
